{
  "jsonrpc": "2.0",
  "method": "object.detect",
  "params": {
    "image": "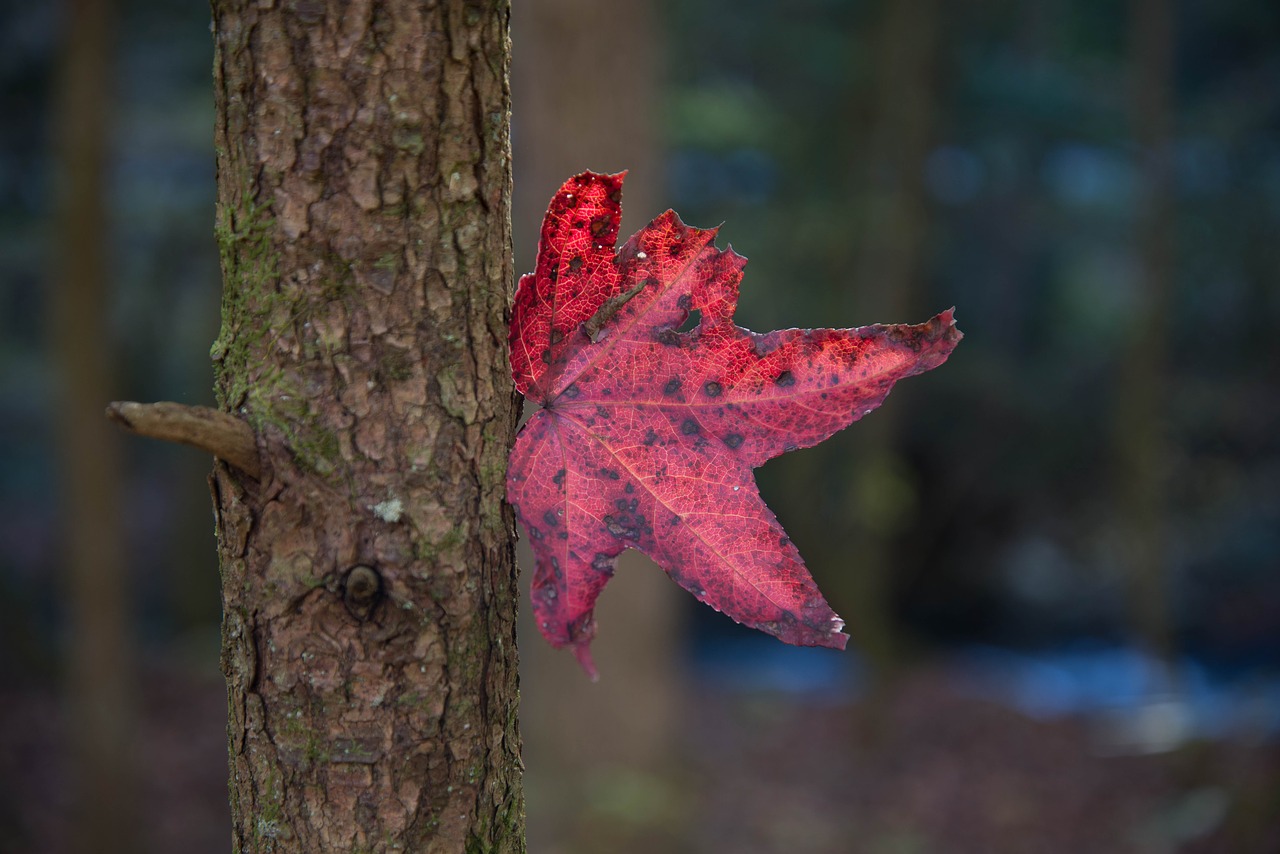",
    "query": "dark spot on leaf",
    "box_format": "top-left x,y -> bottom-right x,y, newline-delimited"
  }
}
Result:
703,380 -> 722,397
615,498 -> 629,511
604,514 -> 640,540
590,215 -> 611,235
779,536 -> 790,546
670,515 -> 681,526
599,468 -> 620,480
655,328 -> 681,347
591,552 -> 615,574
528,526 -> 543,540
550,329 -> 564,344
609,188 -> 622,203
775,370 -> 795,387
568,256 -> 583,272
596,405 -> 609,418
644,429 -> 659,446
681,419 -> 699,435
677,294 -> 693,310
540,349 -> 551,364
562,383 -> 580,399
753,337 -> 779,357
624,483 -> 634,494
533,579 -> 556,604
663,378 -> 682,396
557,531 -> 568,540
542,510 -> 558,527
552,469 -> 566,486
723,433 -> 744,449
548,267 -> 558,283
